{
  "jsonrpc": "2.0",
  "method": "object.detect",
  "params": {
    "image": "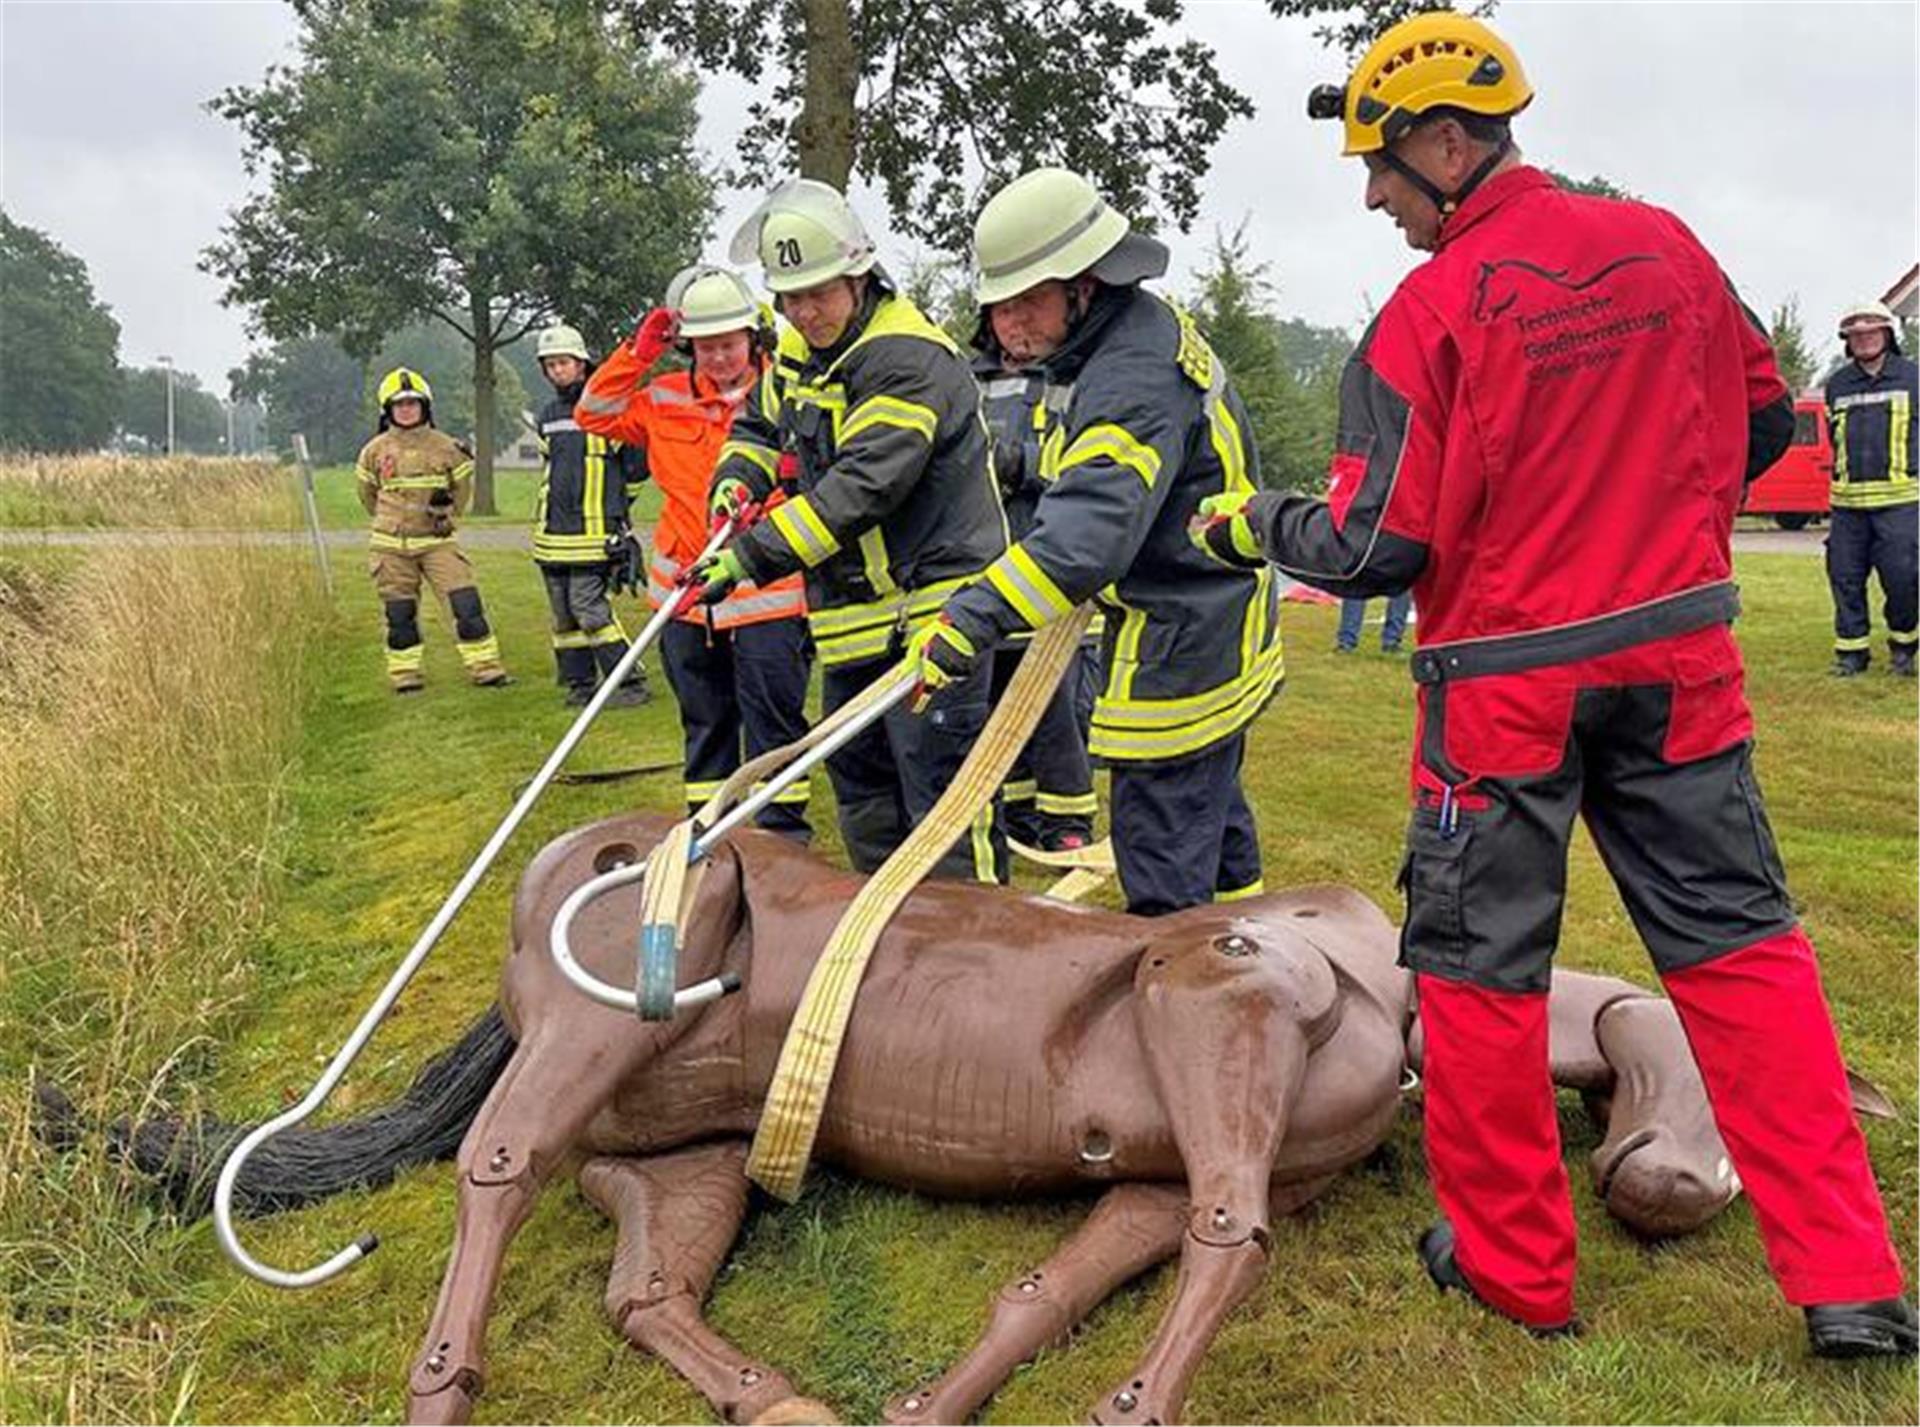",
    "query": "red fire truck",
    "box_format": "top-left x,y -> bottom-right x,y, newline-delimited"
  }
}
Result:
1741,397 -> 1832,529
